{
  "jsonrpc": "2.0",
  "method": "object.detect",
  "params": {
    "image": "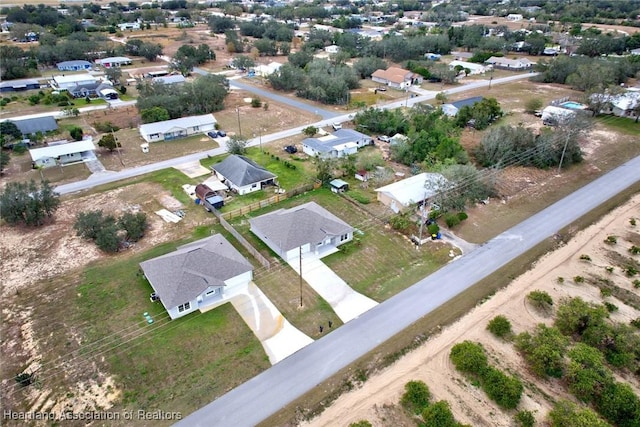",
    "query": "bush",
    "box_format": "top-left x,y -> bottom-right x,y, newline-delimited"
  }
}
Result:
487,315 -> 512,338
444,212 -> 461,228
633,279 -> 640,289
579,254 -> 591,261
515,410 -> 536,427
527,290 -> 553,313
421,400 -> 459,427
457,212 -> 468,221
14,372 -> 34,387
450,341 -> 488,375
69,126 -> 83,141
400,380 -> 431,414
548,400 -> 609,427
93,121 -> 120,133
516,324 -> 568,378
605,235 -> 617,244
600,288 -> 612,298
251,97 -> 262,108
349,422 -> 372,427
631,318 -> 640,329
574,275 -> 585,283
630,245 -> 640,255
427,222 -> 440,235
603,302 -> 618,312
482,367 -> 523,409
